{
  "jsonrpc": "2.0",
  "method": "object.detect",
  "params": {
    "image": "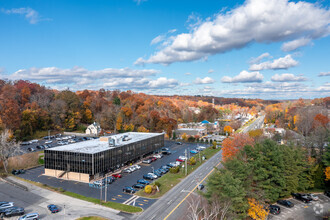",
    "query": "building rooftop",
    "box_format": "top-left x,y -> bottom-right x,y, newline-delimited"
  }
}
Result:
46,132 -> 163,154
